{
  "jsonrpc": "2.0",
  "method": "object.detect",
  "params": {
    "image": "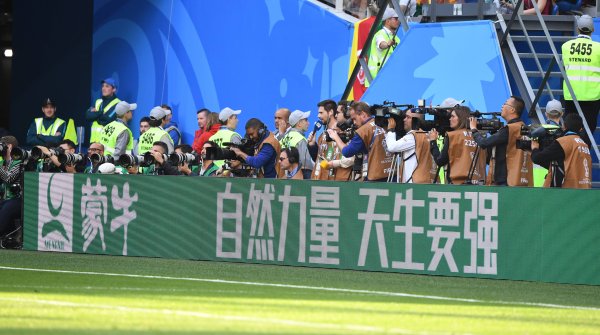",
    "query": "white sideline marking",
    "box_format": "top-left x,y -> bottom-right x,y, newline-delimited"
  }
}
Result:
0,265 -> 598,311
0,296 -> 452,335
